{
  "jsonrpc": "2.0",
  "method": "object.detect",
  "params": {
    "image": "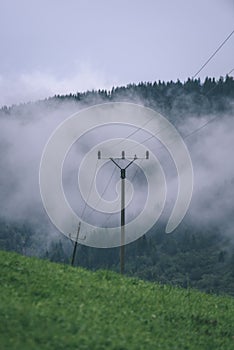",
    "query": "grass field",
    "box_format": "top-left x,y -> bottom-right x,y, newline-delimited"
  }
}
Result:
0,250 -> 233,350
